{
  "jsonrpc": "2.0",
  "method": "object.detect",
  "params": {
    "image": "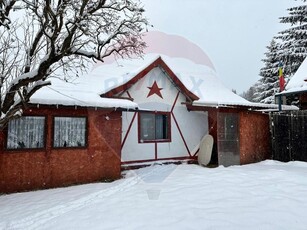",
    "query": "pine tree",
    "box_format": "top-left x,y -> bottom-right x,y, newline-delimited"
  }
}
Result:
253,0 -> 307,104
254,39 -> 282,104
241,85 -> 257,102
276,1 -> 307,77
